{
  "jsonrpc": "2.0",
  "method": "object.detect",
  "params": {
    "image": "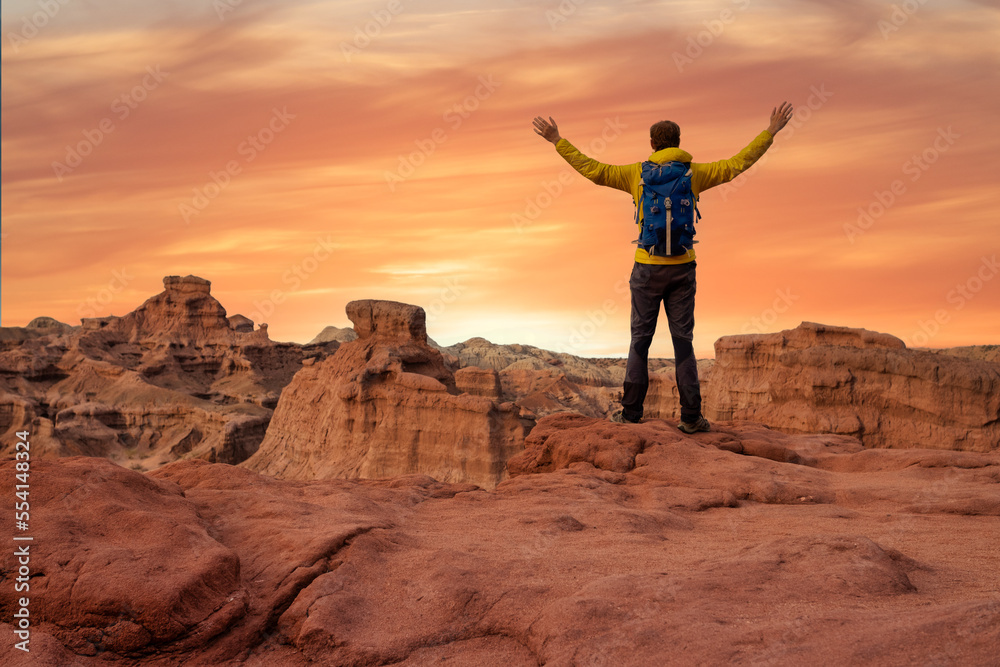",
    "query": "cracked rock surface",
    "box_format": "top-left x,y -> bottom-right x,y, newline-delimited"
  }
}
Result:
2,413 -> 998,665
